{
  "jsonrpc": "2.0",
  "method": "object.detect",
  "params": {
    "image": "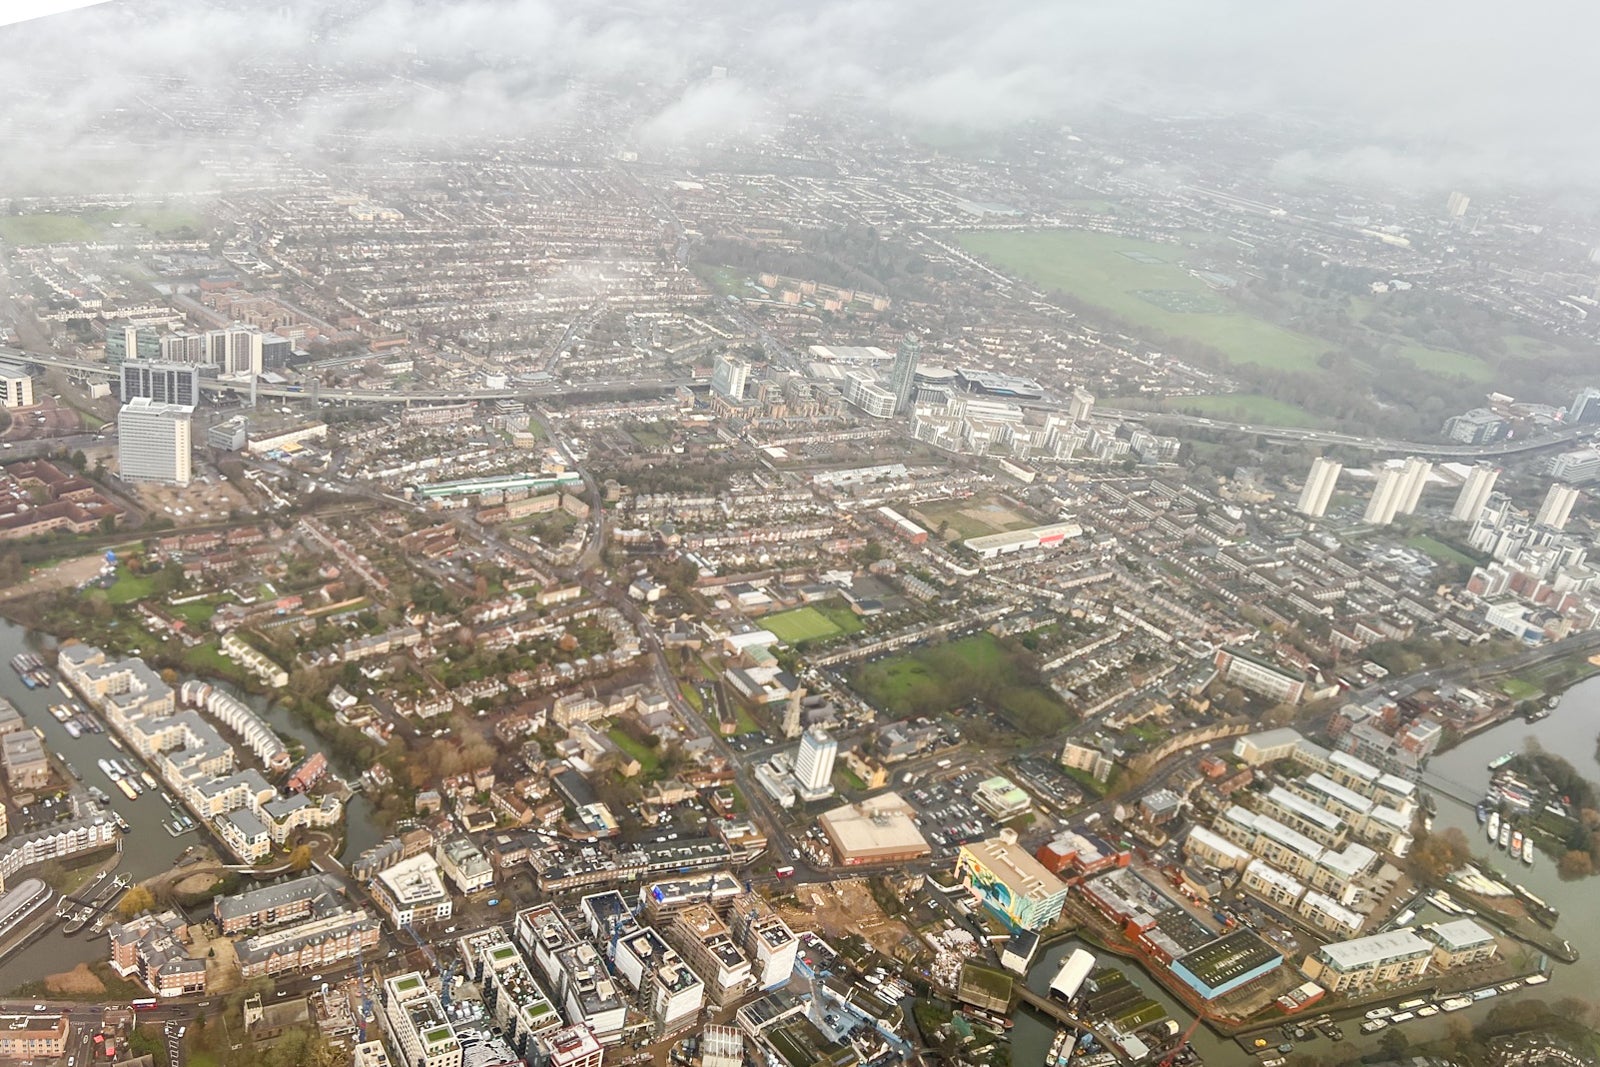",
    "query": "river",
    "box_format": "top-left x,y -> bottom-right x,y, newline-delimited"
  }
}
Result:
1013,672 -> 1600,1066
0,617 -> 384,987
